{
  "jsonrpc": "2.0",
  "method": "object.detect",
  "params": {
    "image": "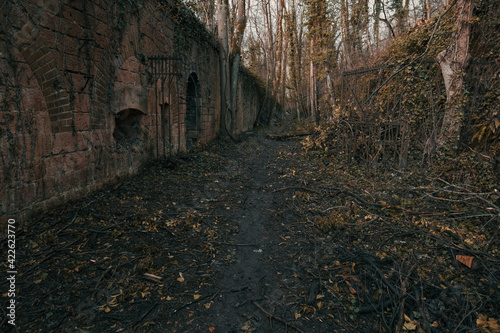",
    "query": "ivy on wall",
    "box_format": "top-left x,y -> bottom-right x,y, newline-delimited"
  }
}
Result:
338,0 -> 499,159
